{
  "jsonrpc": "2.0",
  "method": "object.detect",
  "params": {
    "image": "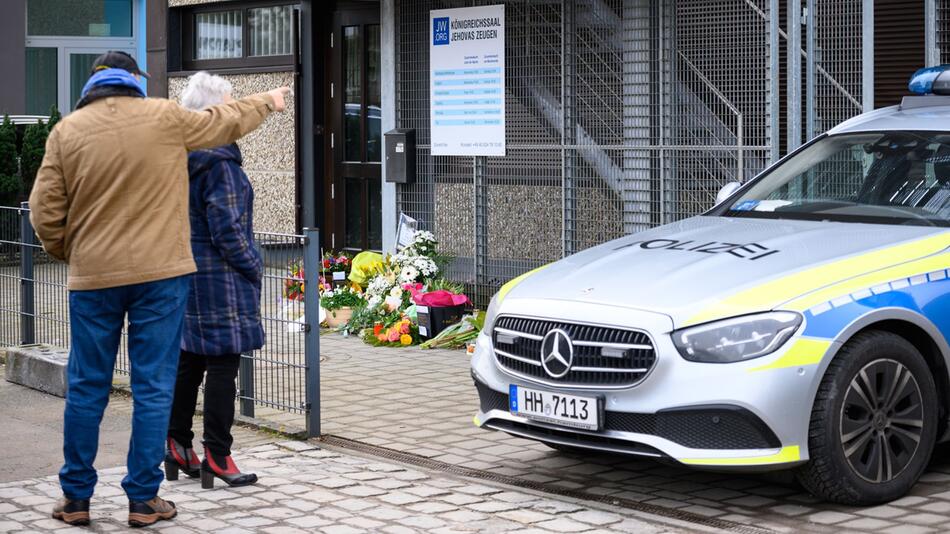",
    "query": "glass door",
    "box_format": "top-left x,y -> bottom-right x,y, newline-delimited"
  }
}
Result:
331,10 -> 381,252
65,48 -> 137,111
